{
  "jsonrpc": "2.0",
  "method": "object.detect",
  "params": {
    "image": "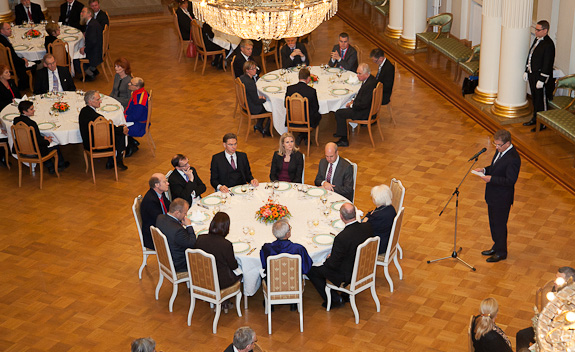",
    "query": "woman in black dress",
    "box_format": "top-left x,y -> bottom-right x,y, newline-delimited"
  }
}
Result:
471,298 -> 513,352
0,64 -> 20,111
269,132 -> 304,183
363,184 -> 397,254
44,22 -> 60,51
